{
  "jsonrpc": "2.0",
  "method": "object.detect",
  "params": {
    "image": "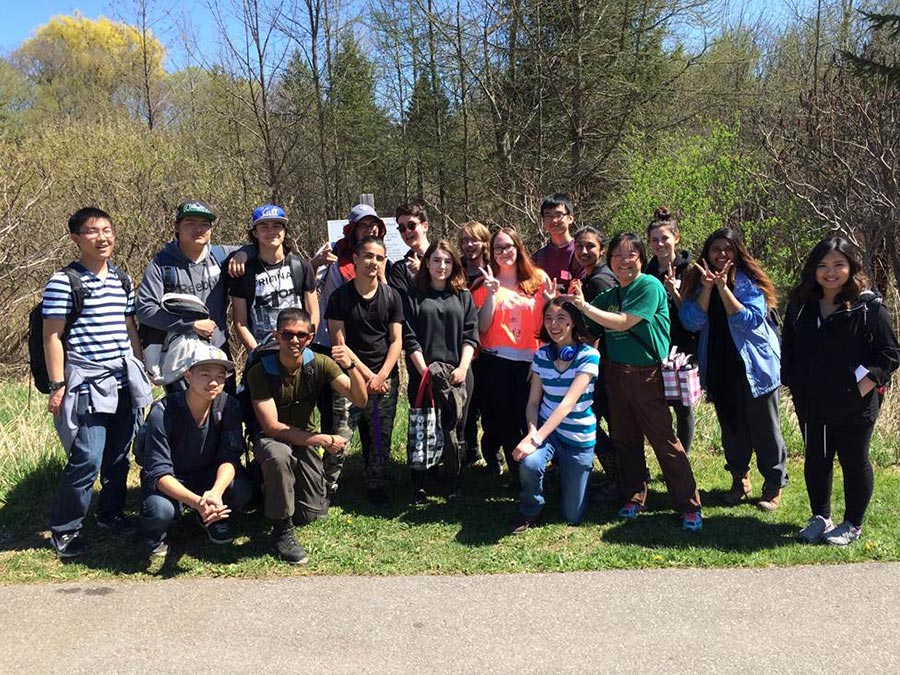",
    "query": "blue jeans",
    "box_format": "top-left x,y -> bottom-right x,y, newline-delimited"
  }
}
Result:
518,435 -> 594,524
49,388 -> 136,534
140,468 -> 255,541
